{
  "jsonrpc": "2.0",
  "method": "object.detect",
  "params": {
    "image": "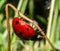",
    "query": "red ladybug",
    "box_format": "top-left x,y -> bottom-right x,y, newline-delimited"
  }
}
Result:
12,17 -> 35,40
